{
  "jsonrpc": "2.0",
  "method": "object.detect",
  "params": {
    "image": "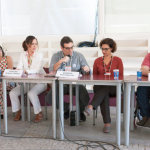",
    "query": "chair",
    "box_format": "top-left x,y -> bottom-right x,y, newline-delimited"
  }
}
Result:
38,86 -> 51,120
42,67 -> 51,120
